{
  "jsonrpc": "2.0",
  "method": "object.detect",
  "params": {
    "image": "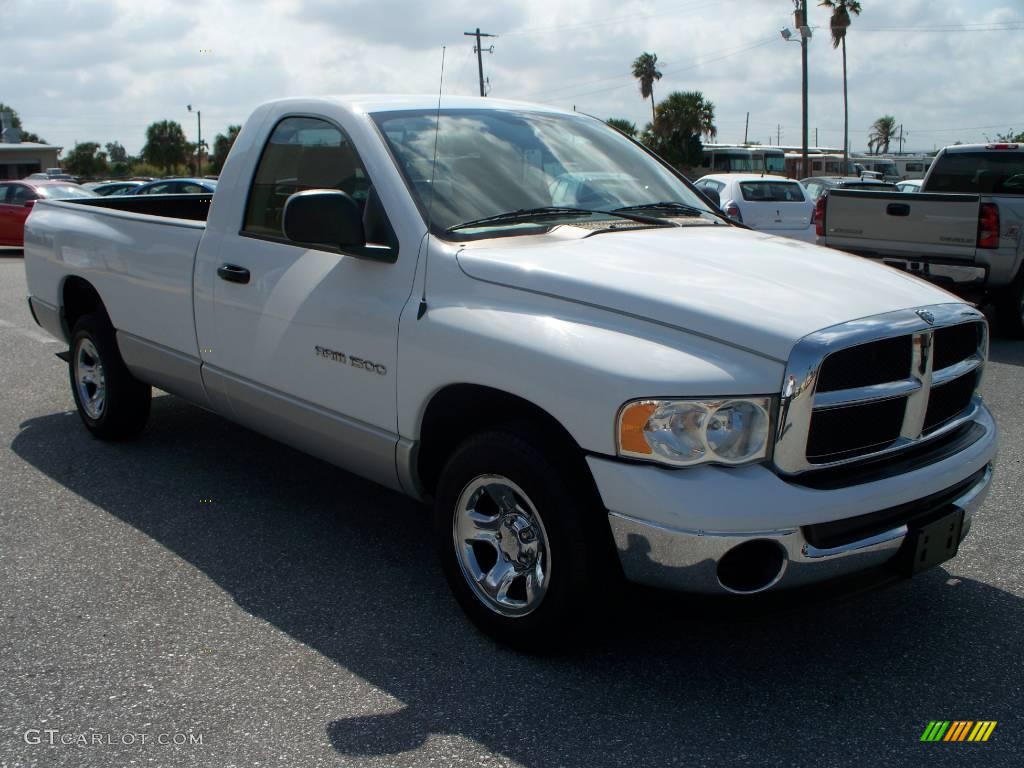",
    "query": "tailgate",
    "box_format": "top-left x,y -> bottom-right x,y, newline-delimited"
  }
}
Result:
824,190 -> 980,260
